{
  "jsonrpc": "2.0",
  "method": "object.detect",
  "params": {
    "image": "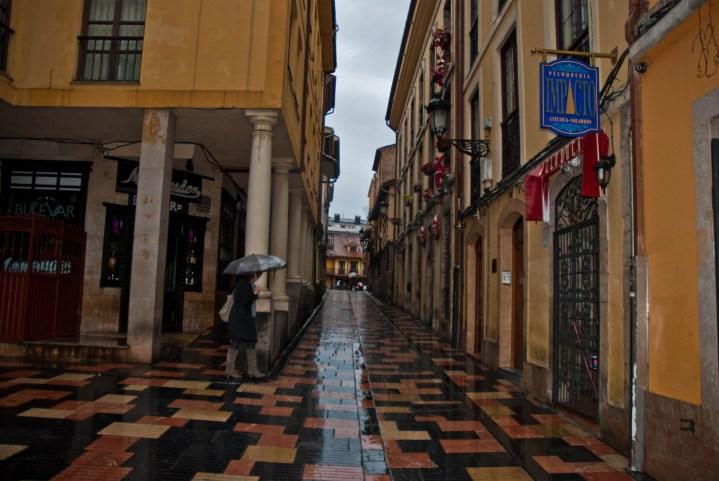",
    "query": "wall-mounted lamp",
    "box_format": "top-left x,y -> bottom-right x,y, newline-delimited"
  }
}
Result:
594,154 -> 616,191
